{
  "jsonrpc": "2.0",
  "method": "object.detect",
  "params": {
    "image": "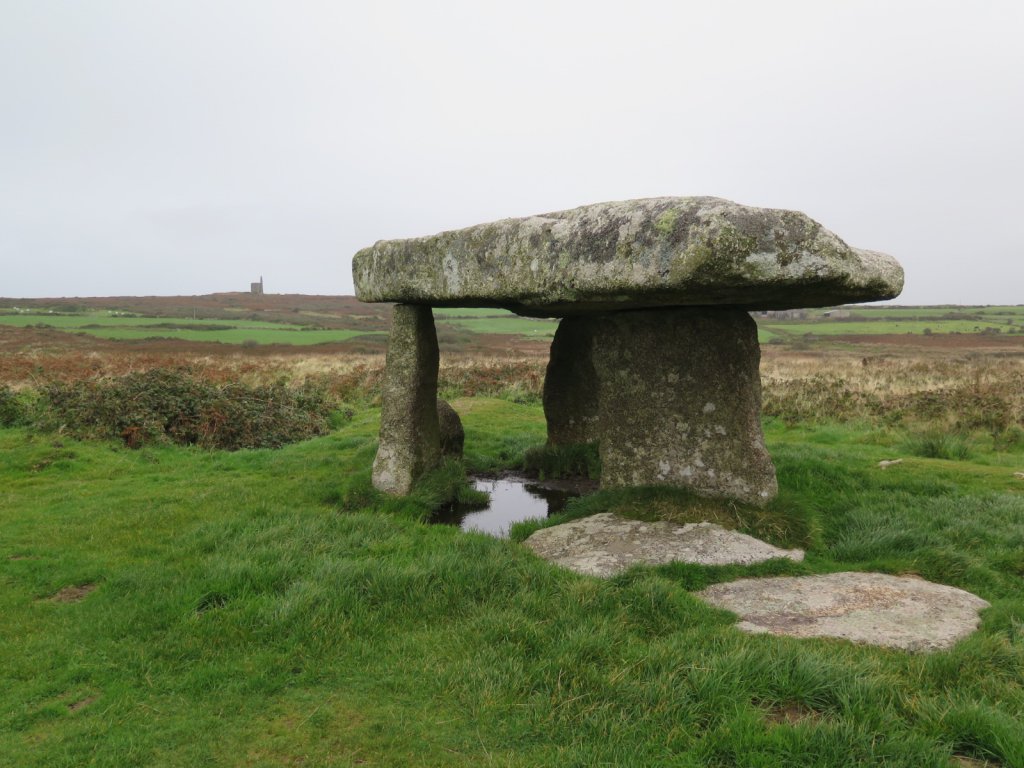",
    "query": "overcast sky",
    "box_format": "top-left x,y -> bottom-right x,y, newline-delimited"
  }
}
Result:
2,1 -> 1022,304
